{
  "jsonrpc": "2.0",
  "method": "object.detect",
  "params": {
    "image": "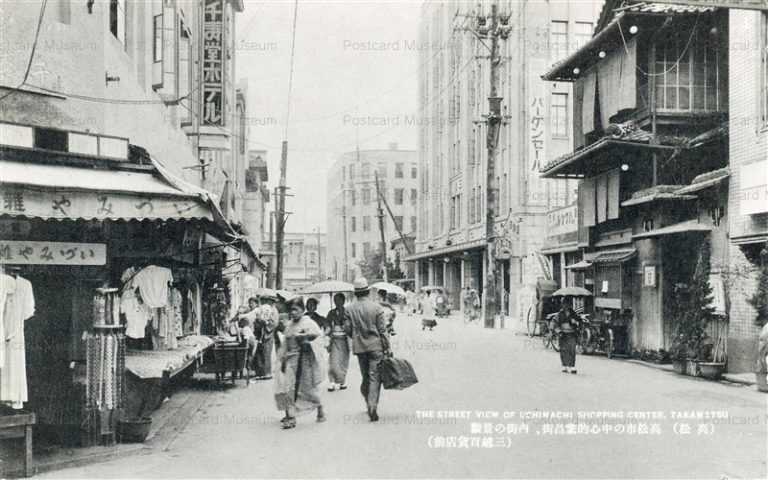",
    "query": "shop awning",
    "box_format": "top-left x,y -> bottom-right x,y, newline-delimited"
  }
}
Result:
676,167 -> 730,195
565,260 -> 593,270
632,220 -> 711,240
0,159 -> 215,222
590,248 -> 637,264
403,239 -> 487,262
621,185 -> 697,207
